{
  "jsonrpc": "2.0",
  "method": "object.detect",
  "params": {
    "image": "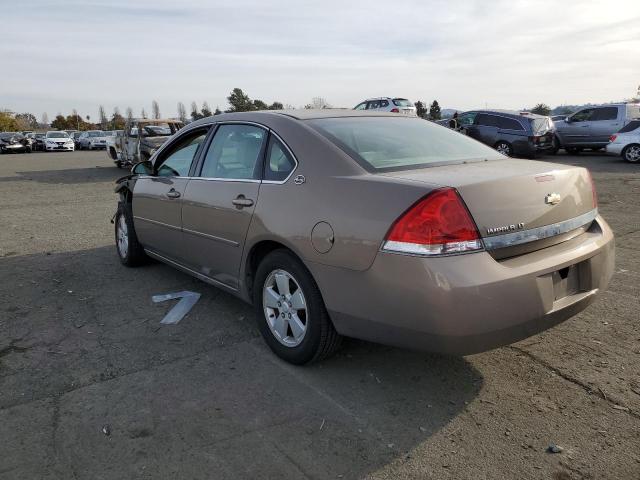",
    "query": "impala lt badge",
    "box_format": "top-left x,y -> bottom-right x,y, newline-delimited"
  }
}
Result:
487,222 -> 525,235
545,192 -> 561,205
